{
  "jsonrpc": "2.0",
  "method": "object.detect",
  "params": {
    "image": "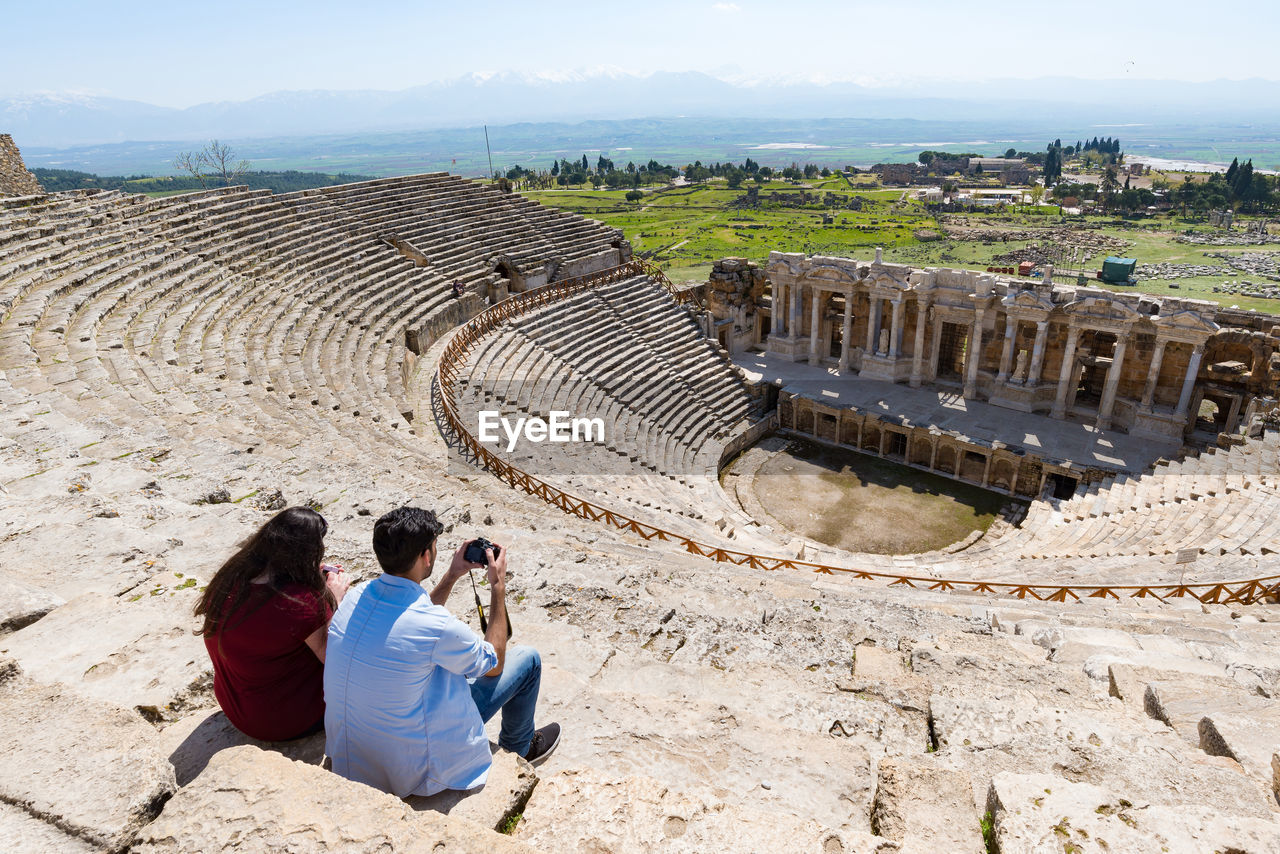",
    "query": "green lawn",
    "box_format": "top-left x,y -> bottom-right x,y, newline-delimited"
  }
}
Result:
528,181 -> 932,283
527,181 -> 1279,313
